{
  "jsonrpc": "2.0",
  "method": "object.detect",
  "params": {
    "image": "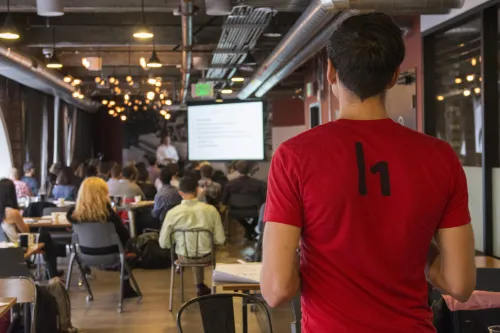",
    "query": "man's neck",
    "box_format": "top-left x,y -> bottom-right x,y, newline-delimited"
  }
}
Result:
338,95 -> 389,121
182,195 -> 197,201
